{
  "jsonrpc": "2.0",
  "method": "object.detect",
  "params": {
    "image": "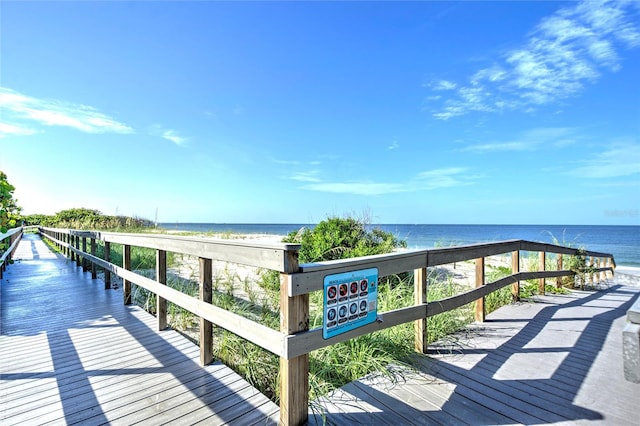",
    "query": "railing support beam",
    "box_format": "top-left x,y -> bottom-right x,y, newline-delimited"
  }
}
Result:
157,249 -> 167,330
280,249 -> 307,426
91,238 -> 97,279
556,254 -> 563,288
123,245 -> 131,305
475,257 -> 485,322
511,250 -> 520,302
199,257 -> 213,365
414,266 -> 428,353
539,251 -> 546,295
104,241 -> 111,289
82,237 -> 88,271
